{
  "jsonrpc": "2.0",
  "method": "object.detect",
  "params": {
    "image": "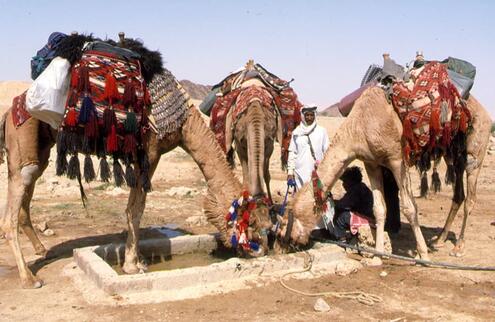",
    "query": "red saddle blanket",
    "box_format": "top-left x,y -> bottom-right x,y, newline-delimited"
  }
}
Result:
391,62 -> 471,164
11,91 -> 31,128
210,85 -> 302,167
